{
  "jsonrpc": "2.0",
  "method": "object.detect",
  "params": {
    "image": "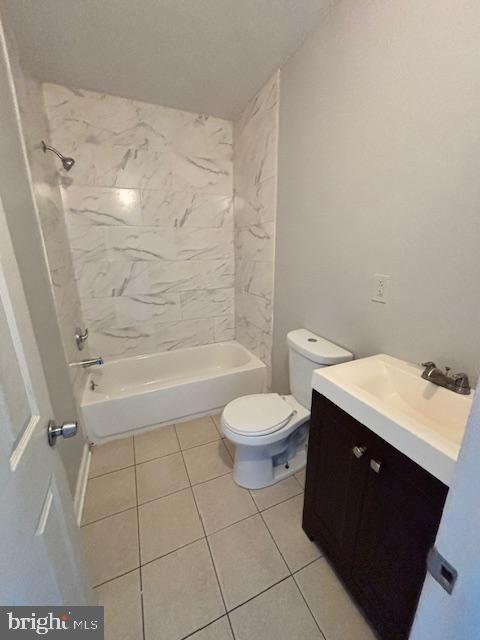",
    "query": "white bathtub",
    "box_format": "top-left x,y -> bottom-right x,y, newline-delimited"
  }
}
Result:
80,341 -> 267,443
